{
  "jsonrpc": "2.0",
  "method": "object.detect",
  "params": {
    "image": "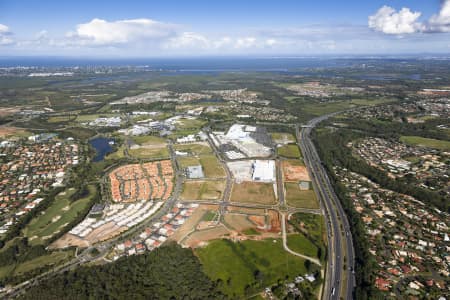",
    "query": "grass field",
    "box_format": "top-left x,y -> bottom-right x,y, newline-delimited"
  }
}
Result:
400,136 -> 450,151
180,180 -> 226,201
174,143 -> 213,155
199,155 -> 226,178
128,146 -> 170,159
47,115 -> 76,123
270,132 -> 296,144
132,135 -> 166,146
177,156 -> 201,169
23,185 -> 96,245
13,251 -> 72,276
196,239 -> 307,297
289,213 -> 326,262
75,114 -> 116,122
0,250 -> 73,280
285,183 -> 319,209
277,144 -> 301,158
301,98 -> 394,116
105,144 -> 126,160
176,118 -> 207,130
230,182 -> 276,205
287,234 -> 319,258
